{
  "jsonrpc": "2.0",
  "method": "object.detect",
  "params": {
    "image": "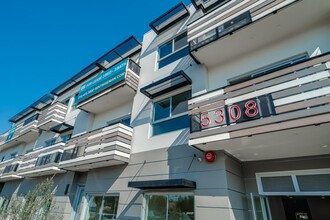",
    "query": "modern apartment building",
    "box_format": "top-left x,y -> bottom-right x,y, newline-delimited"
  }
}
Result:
0,0 -> 329,219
